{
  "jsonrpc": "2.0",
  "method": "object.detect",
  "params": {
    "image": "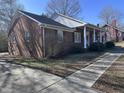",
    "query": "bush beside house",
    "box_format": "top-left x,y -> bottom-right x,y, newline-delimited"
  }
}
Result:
89,42 -> 105,52
105,41 -> 115,48
89,41 -> 115,52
